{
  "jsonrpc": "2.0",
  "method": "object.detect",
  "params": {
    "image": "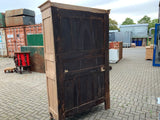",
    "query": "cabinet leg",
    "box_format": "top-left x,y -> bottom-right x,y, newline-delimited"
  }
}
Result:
27,66 -> 32,73
50,113 -> 55,120
20,67 -> 22,74
105,92 -> 110,110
